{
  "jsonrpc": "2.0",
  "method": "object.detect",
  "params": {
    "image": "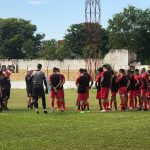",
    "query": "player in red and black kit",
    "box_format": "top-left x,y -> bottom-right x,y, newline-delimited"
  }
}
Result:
126,69 -> 131,109
116,69 -> 129,111
147,70 -> 150,110
95,67 -> 103,111
57,68 -> 66,111
128,70 -> 136,110
140,68 -> 148,111
49,67 -> 62,112
134,69 -> 141,109
83,69 -> 93,112
100,65 -> 111,112
109,70 -> 118,111
75,68 -> 88,113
